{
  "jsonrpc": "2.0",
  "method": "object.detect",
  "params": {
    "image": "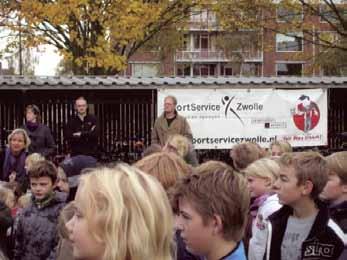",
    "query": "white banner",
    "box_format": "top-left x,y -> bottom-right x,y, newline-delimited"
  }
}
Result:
158,88 -> 328,149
